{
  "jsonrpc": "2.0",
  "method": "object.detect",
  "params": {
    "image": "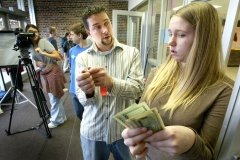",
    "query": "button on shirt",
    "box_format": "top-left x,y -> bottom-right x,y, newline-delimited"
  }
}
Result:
75,39 -> 144,144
